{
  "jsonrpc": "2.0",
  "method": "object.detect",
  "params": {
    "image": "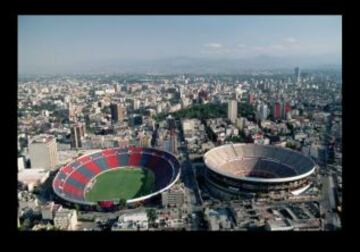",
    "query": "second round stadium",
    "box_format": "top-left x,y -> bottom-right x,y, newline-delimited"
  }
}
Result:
203,143 -> 317,198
